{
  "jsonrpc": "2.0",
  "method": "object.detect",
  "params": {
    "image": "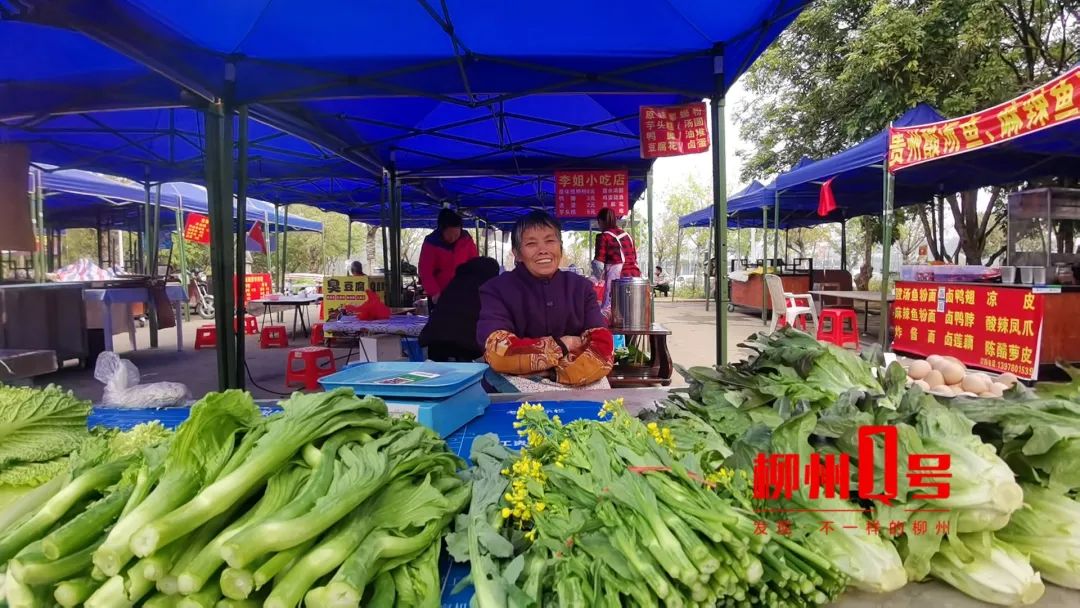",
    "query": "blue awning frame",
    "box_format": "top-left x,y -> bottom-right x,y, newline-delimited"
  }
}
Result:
2,0 -> 813,385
